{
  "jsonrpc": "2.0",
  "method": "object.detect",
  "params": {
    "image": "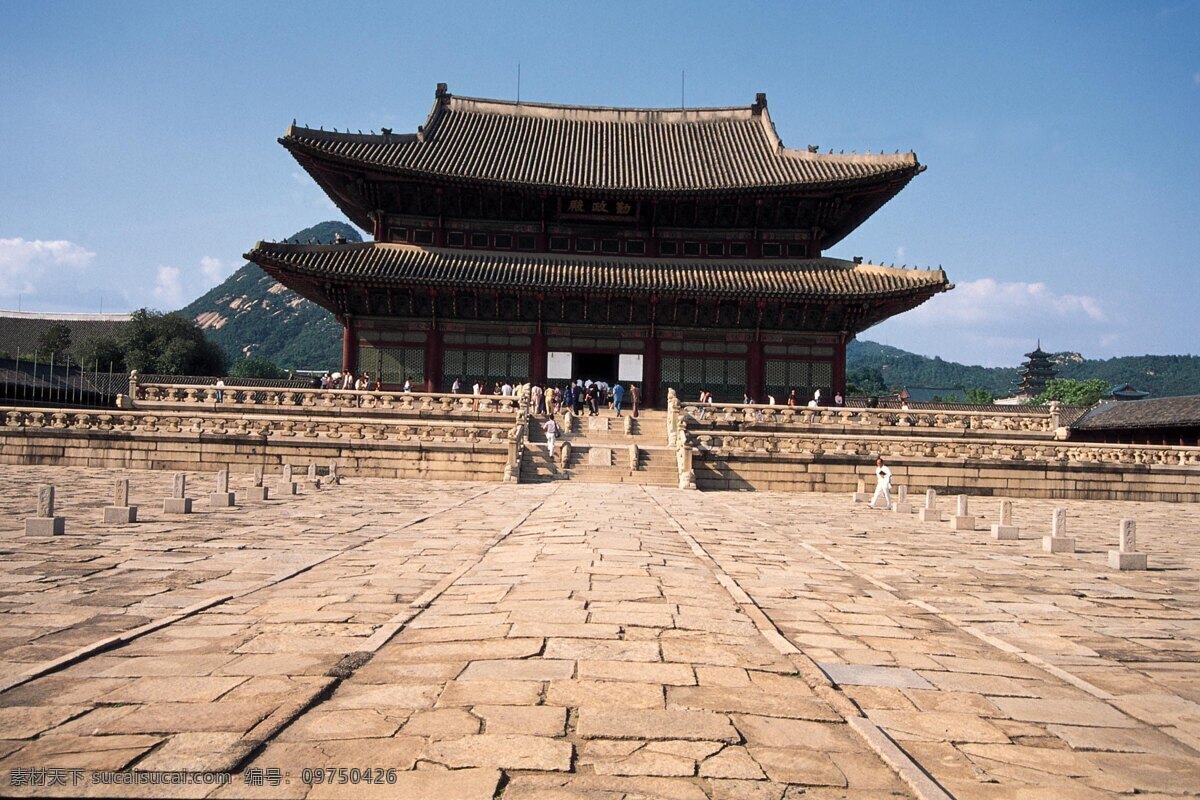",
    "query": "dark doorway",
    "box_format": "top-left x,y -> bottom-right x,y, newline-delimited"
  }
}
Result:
573,352 -> 619,384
